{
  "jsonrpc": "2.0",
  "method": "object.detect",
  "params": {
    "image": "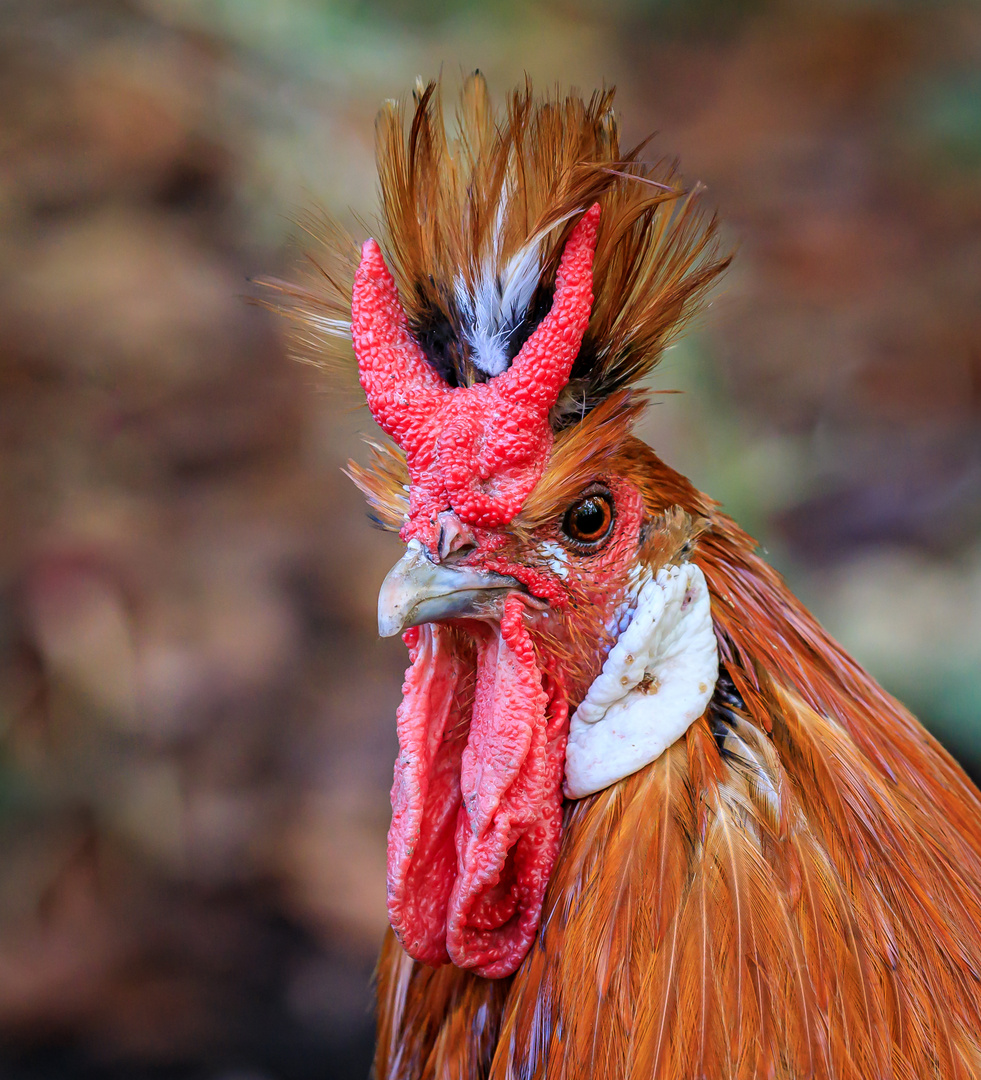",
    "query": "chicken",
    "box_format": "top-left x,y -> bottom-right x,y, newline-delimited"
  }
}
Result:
280,77 -> 981,1079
